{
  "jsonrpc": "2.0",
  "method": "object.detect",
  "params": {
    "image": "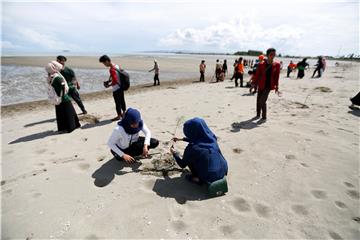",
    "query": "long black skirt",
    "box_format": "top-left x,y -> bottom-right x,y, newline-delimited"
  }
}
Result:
55,101 -> 81,133
351,92 -> 360,106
